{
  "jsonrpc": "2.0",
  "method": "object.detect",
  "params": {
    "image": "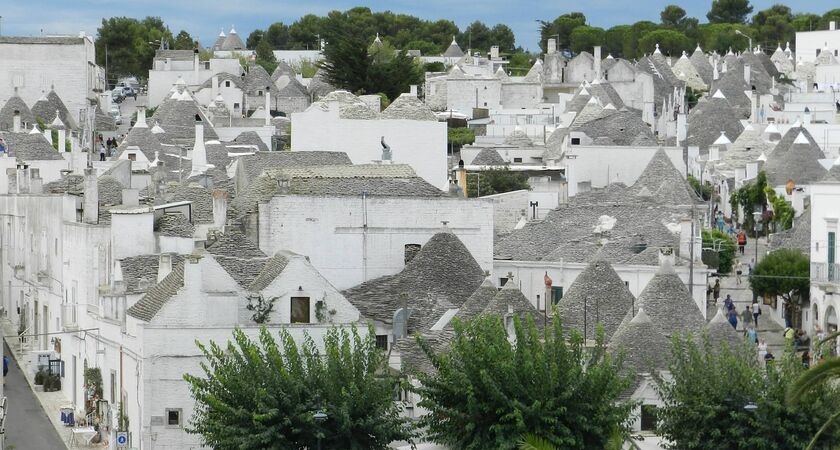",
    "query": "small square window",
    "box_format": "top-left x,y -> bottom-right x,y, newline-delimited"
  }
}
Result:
375,335 -> 388,350
225,81 -> 231,87
128,153 -> 136,161
499,277 -> 508,287
571,138 -> 580,145
166,408 -> 182,427
234,103 -> 240,110
513,157 -> 522,163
